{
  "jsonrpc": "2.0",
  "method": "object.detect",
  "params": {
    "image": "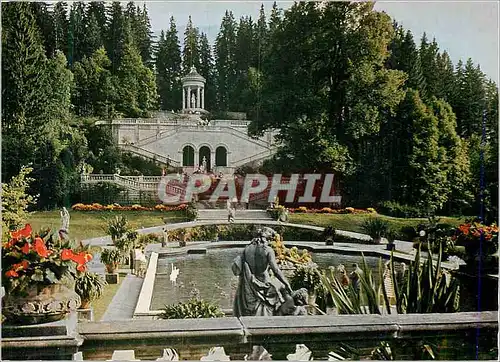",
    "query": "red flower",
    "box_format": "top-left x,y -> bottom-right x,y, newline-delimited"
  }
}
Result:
70,252 -> 90,266
13,260 -> 29,271
4,239 -> 16,248
61,249 -> 74,261
458,224 -> 471,235
76,264 -> 87,272
34,237 -> 51,258
21,242 -> 31,254
10,224 -> 33,241
84,253 -> 93,262
5,269 -> 19,278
